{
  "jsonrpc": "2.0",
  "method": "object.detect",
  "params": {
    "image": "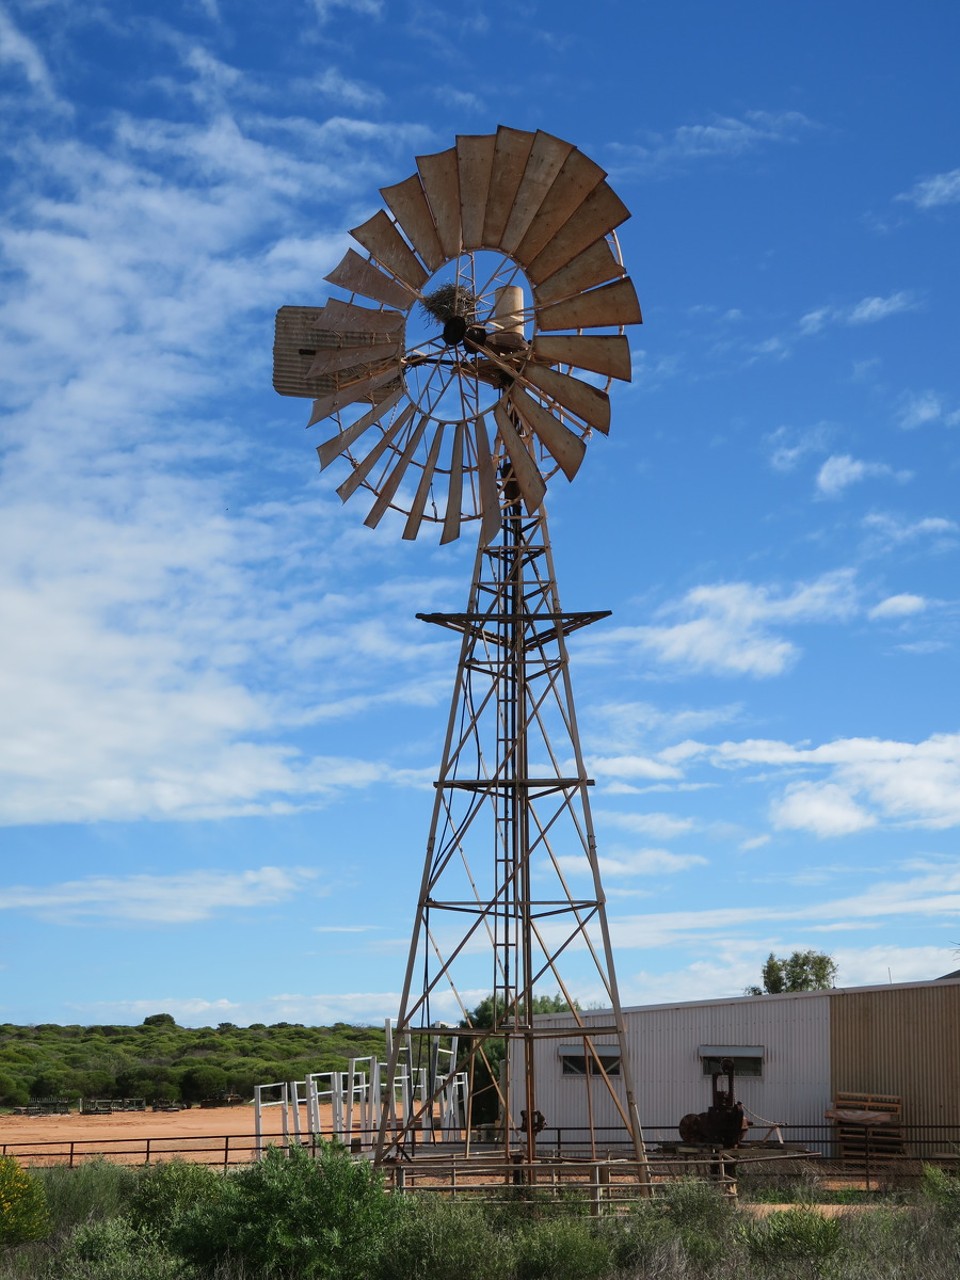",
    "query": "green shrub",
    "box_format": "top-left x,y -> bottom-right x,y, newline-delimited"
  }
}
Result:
0,1157 -> 49,1246
378,1195 -> 511,1280
171,1141 -> 397,1279
921,1164 -> 960,1219
513,1215 -> 612,1280
58,1217 -> 181,1280
36,1159 -> 137,1236
128,1160 -> 223,1241
744,1206 -> 842,1261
